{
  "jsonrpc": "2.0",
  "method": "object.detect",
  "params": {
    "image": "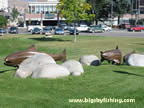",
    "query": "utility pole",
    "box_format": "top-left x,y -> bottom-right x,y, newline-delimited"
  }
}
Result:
111,0 -> 113,28
57,3 -> 60,27
131,0 -> 133,19
138,0 -> 140,22
92,0 -> 96,25
24,9 -> 26,28
135,0 -> 140,25
74,0 -> 78,42
135,0 -> 138,25
40,11 -> 43,27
